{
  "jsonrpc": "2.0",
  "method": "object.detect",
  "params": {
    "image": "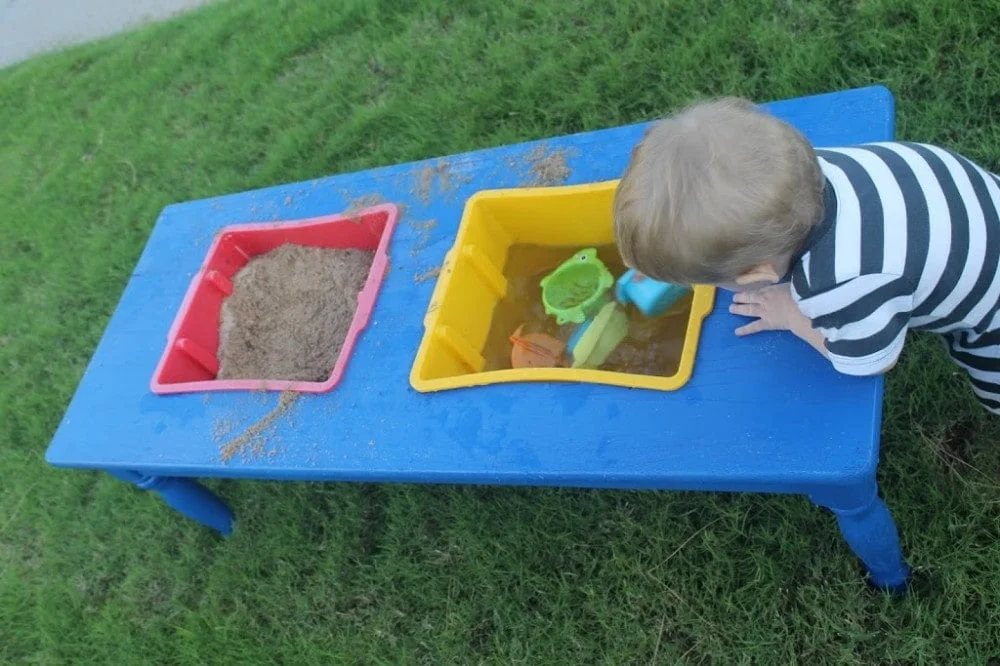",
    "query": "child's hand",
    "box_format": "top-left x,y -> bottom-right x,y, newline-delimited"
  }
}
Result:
729,283 -> 830,359
729,283 -> 799,336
